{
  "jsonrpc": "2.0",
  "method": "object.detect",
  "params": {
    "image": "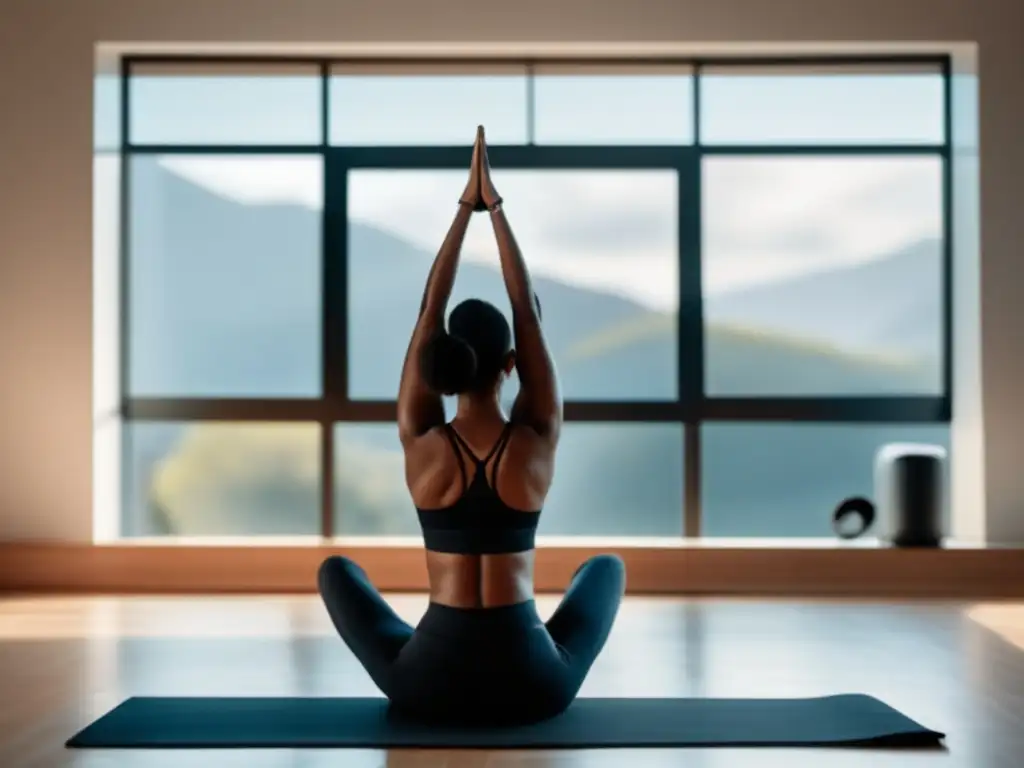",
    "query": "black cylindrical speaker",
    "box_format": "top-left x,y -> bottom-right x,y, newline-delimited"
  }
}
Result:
874,444 -> 947,548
